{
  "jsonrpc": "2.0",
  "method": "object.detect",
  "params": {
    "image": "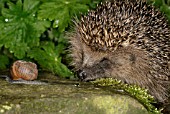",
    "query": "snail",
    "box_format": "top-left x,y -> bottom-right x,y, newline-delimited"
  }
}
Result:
11,60 -> 38,81
0,60 -> 47,85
